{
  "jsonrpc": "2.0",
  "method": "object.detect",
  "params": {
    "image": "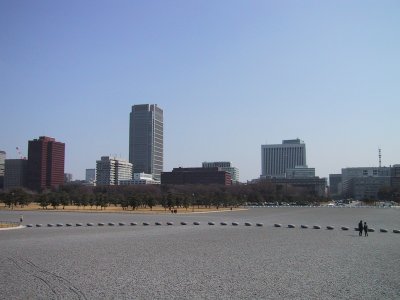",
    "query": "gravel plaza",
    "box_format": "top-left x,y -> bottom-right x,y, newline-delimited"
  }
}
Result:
1,207 -> 399,299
